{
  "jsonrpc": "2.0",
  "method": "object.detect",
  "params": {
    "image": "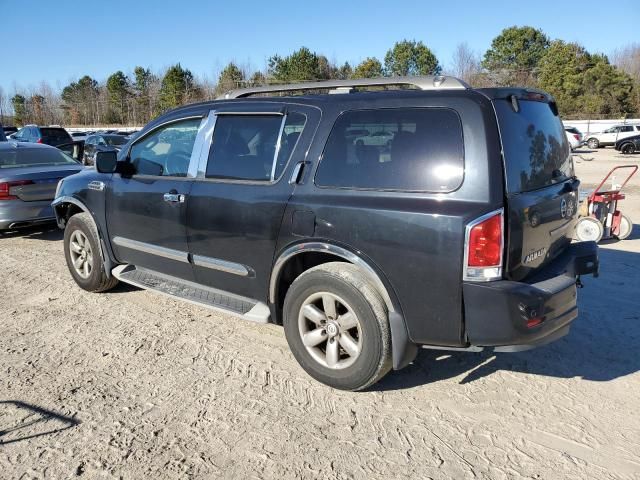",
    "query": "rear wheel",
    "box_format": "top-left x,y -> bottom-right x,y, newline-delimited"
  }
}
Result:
575,216 -> 604,243
587,138 -> 600,149
621,143 -> 636,154
64,213 -> 118,292
616,214 -> 633,240
283,262 -> 391,391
